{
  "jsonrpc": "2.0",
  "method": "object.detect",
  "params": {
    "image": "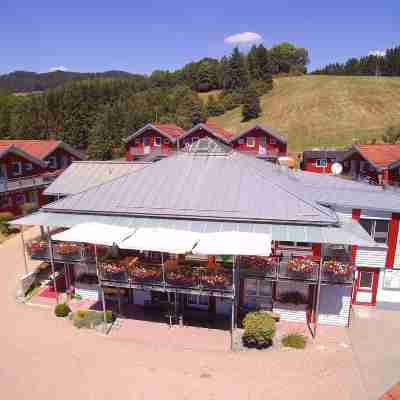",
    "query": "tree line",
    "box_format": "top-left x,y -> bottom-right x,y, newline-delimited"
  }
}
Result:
313,45 -> 400,76
0,43 -> 309,160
